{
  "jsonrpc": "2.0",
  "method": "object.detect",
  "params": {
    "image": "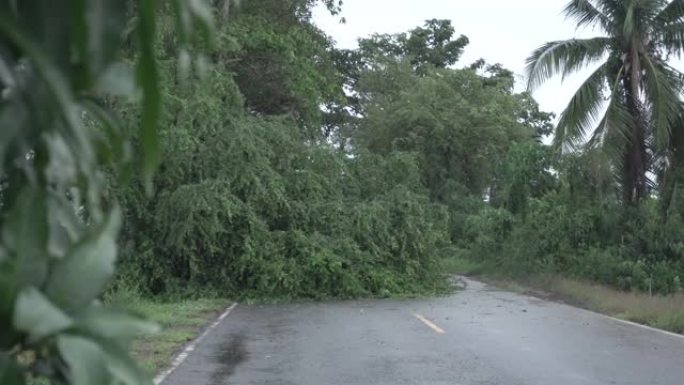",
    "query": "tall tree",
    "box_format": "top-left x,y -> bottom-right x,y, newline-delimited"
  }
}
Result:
357,19 -> 469,75
526,0 -> 684,204
221,0 -> 345,138
357,63 -> 534,200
